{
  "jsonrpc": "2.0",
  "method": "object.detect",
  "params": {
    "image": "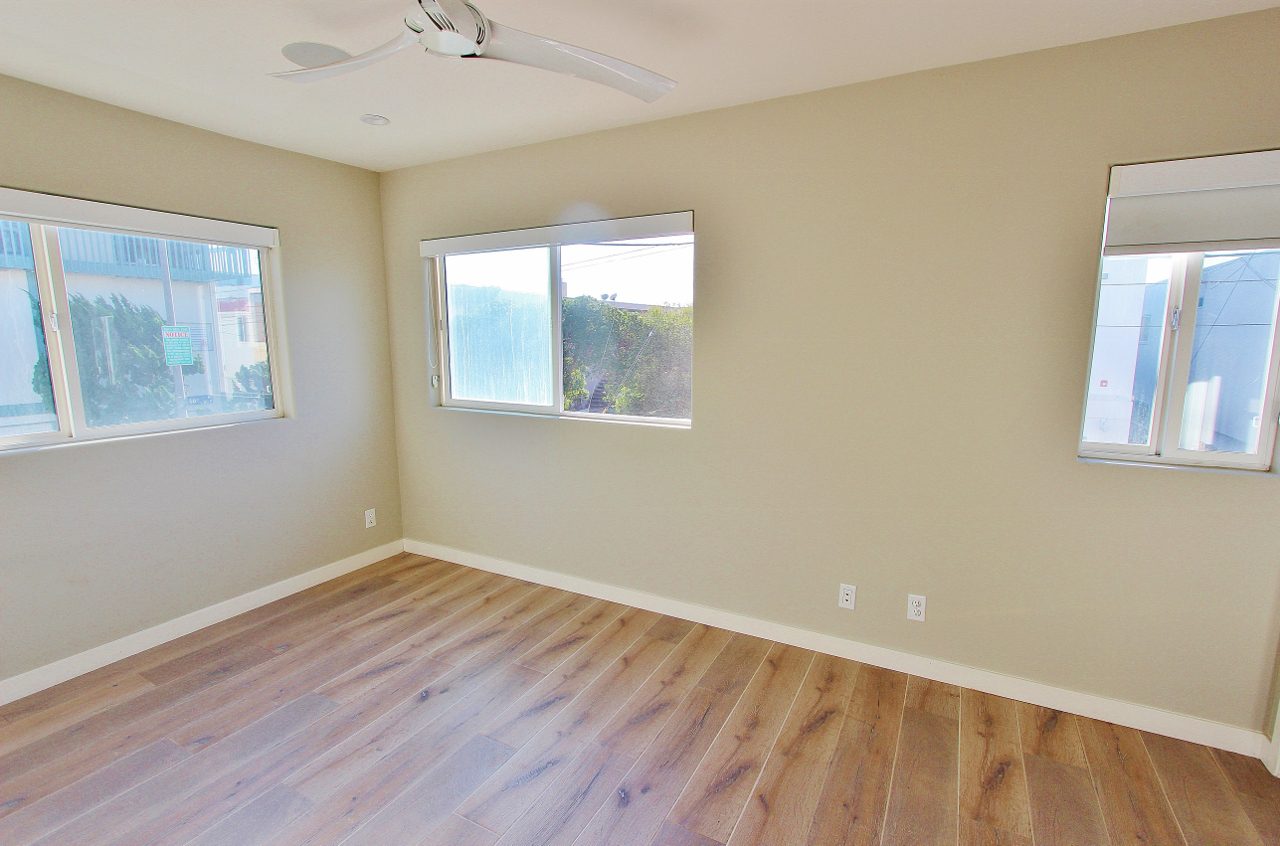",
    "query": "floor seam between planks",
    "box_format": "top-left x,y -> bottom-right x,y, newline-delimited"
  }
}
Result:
1,552 -> 1276,846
